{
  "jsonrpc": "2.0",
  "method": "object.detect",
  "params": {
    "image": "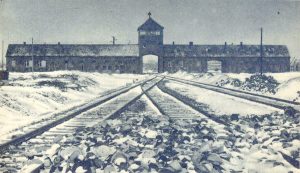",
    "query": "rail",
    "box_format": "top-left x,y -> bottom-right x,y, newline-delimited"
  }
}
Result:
0,76 -> 157,153
164,75 -> 300,111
